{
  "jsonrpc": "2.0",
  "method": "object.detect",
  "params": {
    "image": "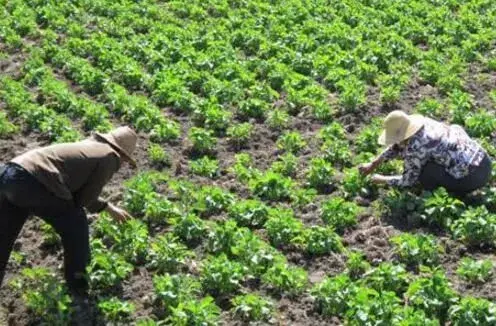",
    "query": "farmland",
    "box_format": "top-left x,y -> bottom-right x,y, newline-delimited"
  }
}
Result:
1,0 -> 496,324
